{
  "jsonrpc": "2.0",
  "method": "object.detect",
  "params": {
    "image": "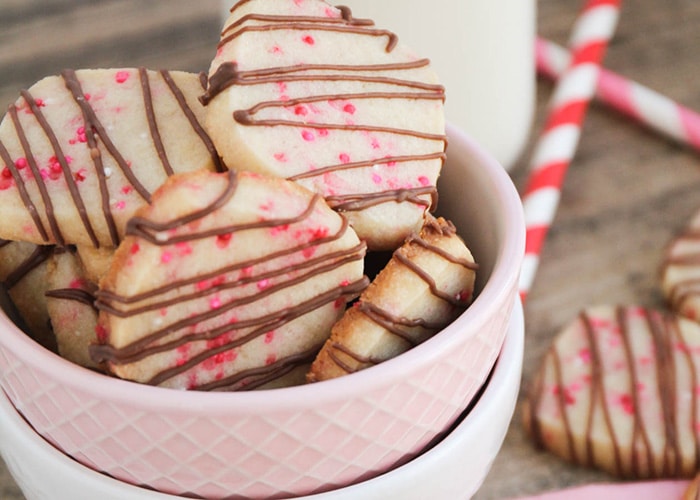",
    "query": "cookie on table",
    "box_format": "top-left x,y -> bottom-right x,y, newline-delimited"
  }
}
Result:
660,208 -> 700,321
203,0 -> 446,250
0,68 -> 224,249
524,305 -> 700,479
91,169 -> 368,391
0,239 -> 56,351
307,215 -> 477,382
45,249 -> 101,370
